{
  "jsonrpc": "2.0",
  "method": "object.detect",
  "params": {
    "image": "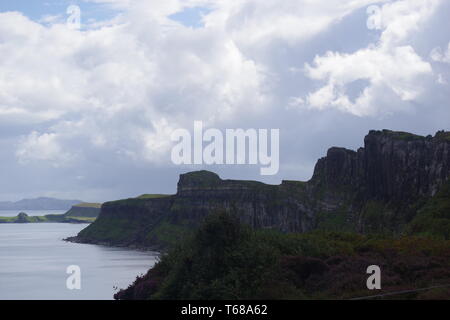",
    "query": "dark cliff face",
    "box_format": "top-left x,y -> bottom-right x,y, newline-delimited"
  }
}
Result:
64,205 -> 101,218
73,130 -> 450,248
309,130 -> 450,233
75,196 -> 174,248
363,130 -> 450,201
174,171 -> 315,233
311,147 -> 362,191
312,130 -> 450,202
